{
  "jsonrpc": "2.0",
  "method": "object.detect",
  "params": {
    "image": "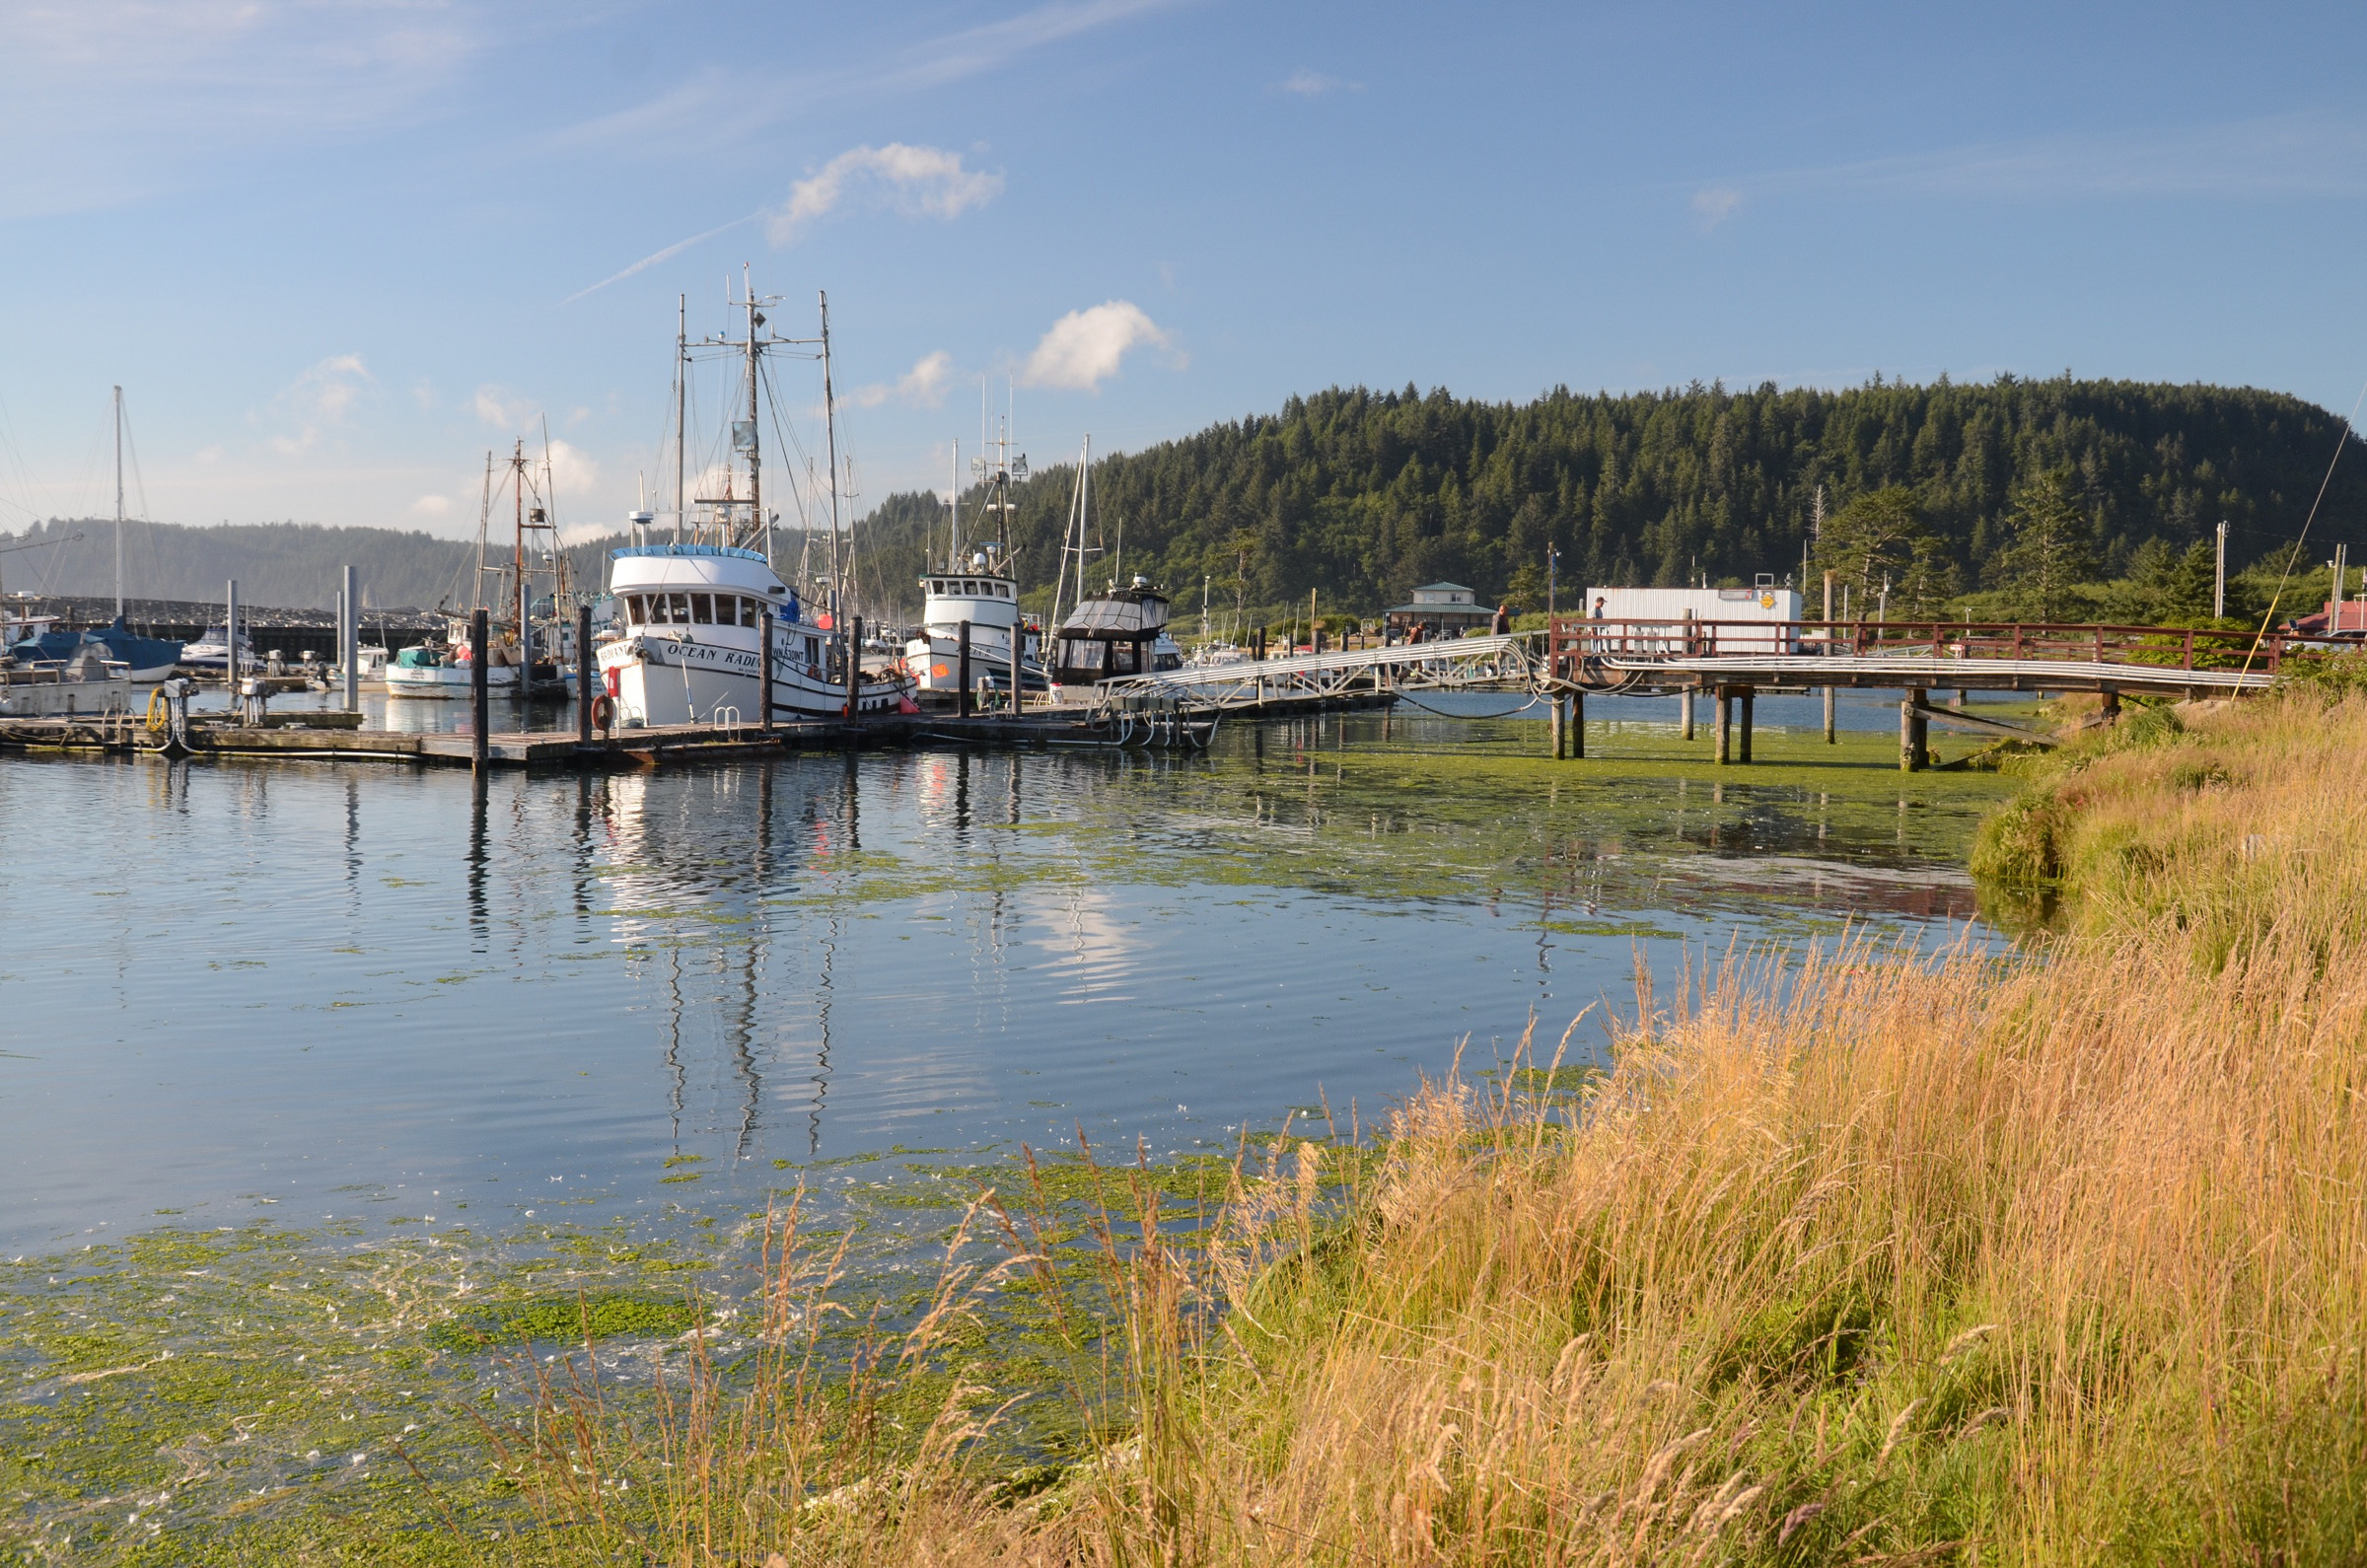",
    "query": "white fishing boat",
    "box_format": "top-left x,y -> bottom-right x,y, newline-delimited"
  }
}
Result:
595,278 -> 913,727
901,422 -> 1051,700
391,442 -> 574,700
